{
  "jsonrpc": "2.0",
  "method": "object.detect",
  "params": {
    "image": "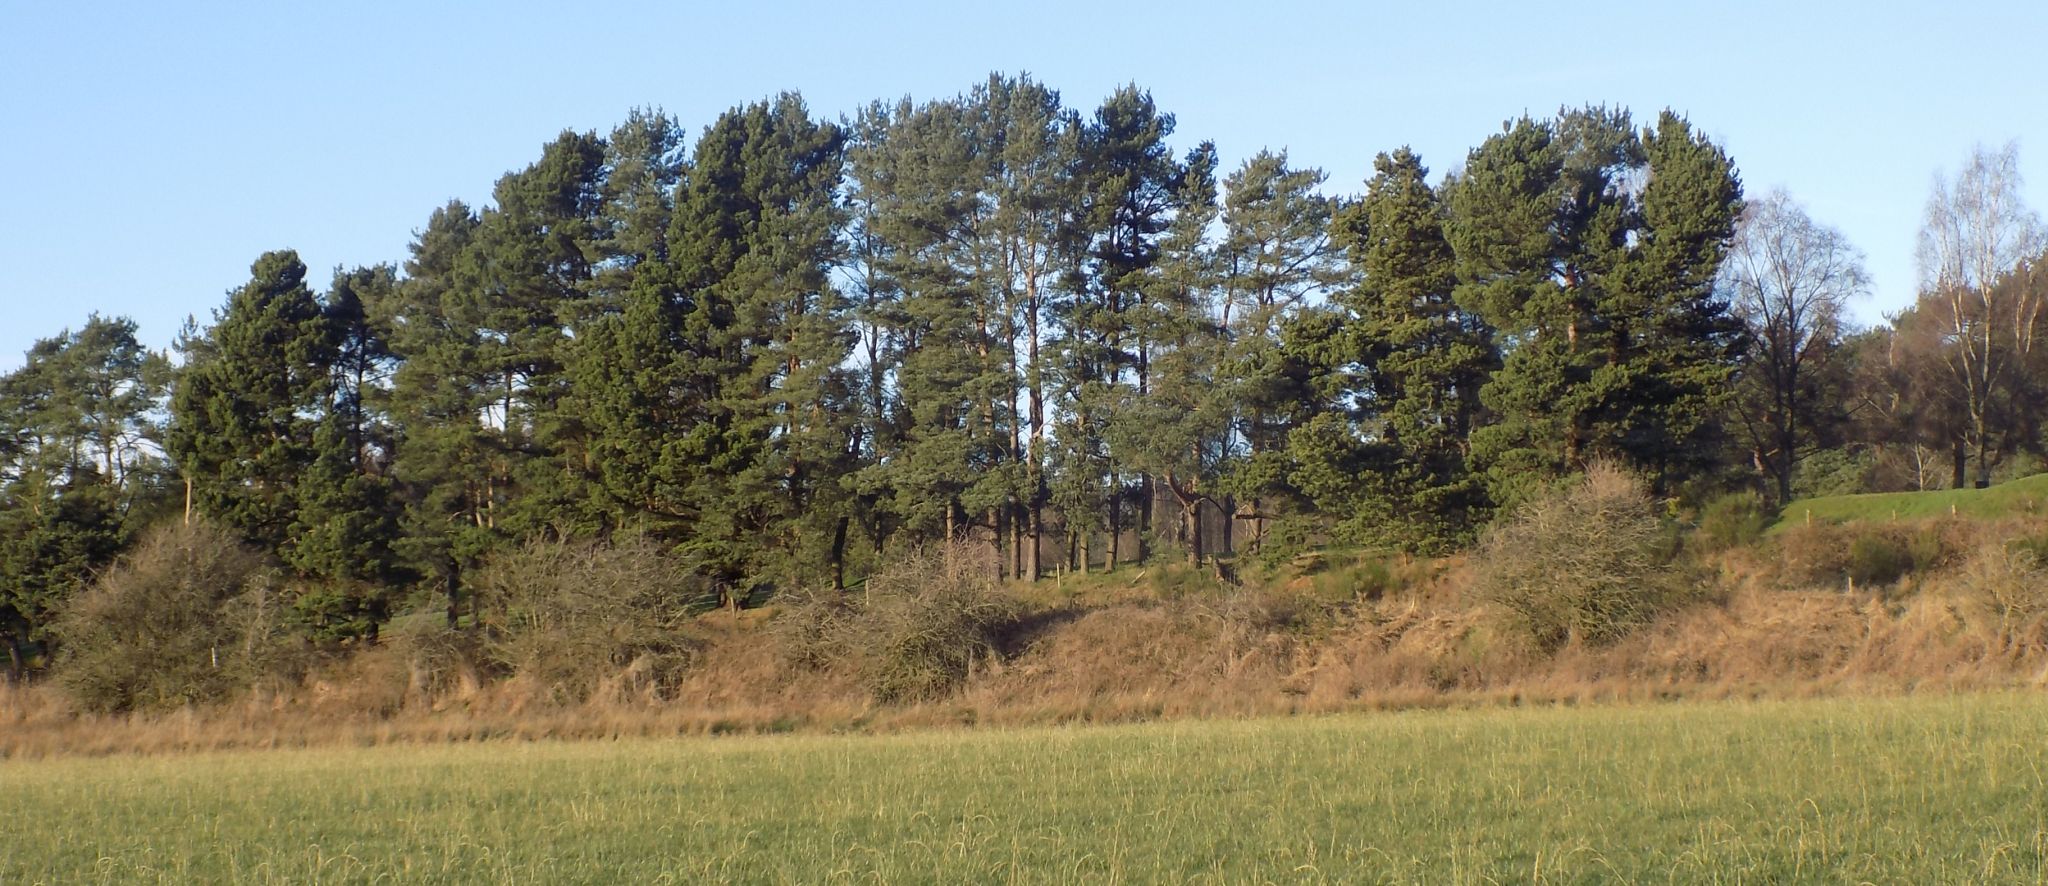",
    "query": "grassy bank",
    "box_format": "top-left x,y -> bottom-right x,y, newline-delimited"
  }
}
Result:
1771,472 -> 2048,531
5,693 -> 2046,882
